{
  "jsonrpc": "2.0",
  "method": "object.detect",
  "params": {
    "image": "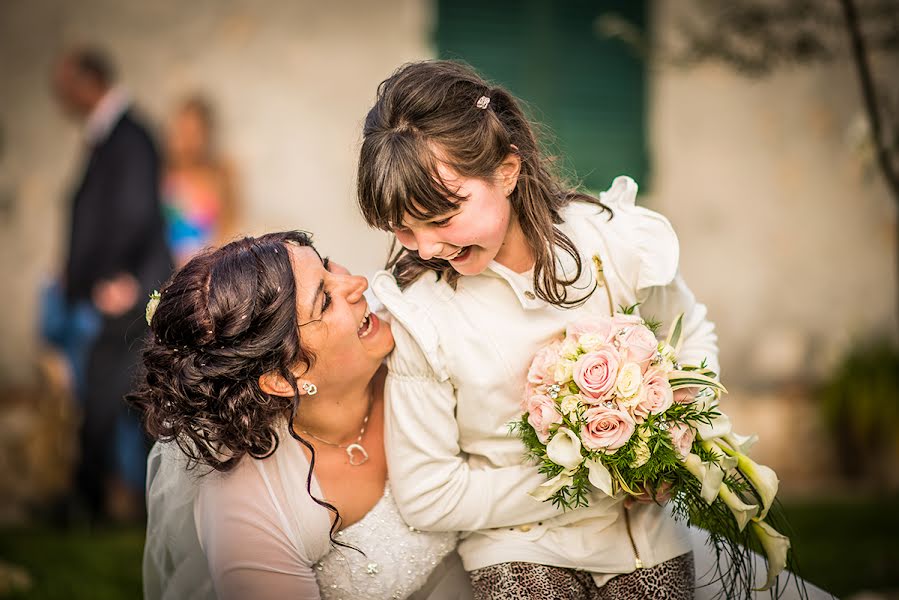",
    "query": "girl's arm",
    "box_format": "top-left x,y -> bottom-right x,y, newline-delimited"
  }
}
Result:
638,273 -> 719,375
384,321 -> 614,533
